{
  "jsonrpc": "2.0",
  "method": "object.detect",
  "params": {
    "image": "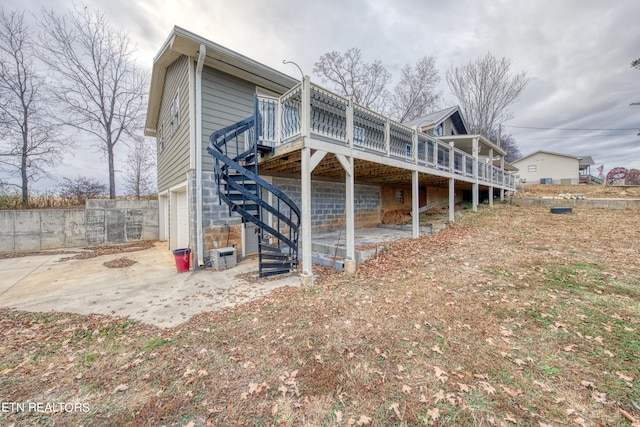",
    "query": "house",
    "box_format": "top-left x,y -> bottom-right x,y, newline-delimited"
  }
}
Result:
512,150 -> 593,185
144,27 -> 516,283
403,106 -> 469,138
578,156 -> 597,183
